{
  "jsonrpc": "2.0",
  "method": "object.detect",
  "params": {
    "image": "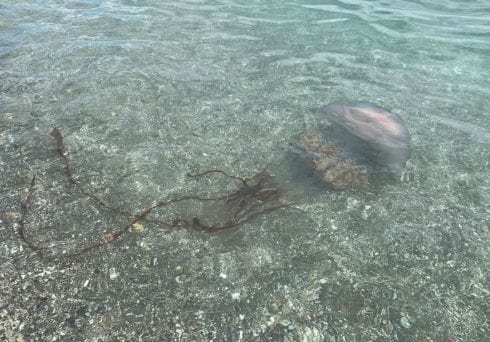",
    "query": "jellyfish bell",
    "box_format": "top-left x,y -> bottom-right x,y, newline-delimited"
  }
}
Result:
319,101 -> 411,173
